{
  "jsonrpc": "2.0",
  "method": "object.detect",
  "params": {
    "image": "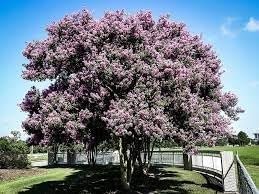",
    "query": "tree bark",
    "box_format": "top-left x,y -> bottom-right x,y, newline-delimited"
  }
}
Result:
52,144 -> 58,165
67,149 -> 76,165
147,139 -> 156,169
87,146 -> 97,165
183,153 -> 192,170
118,137 -> 136,190
139,137 -> 156,174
